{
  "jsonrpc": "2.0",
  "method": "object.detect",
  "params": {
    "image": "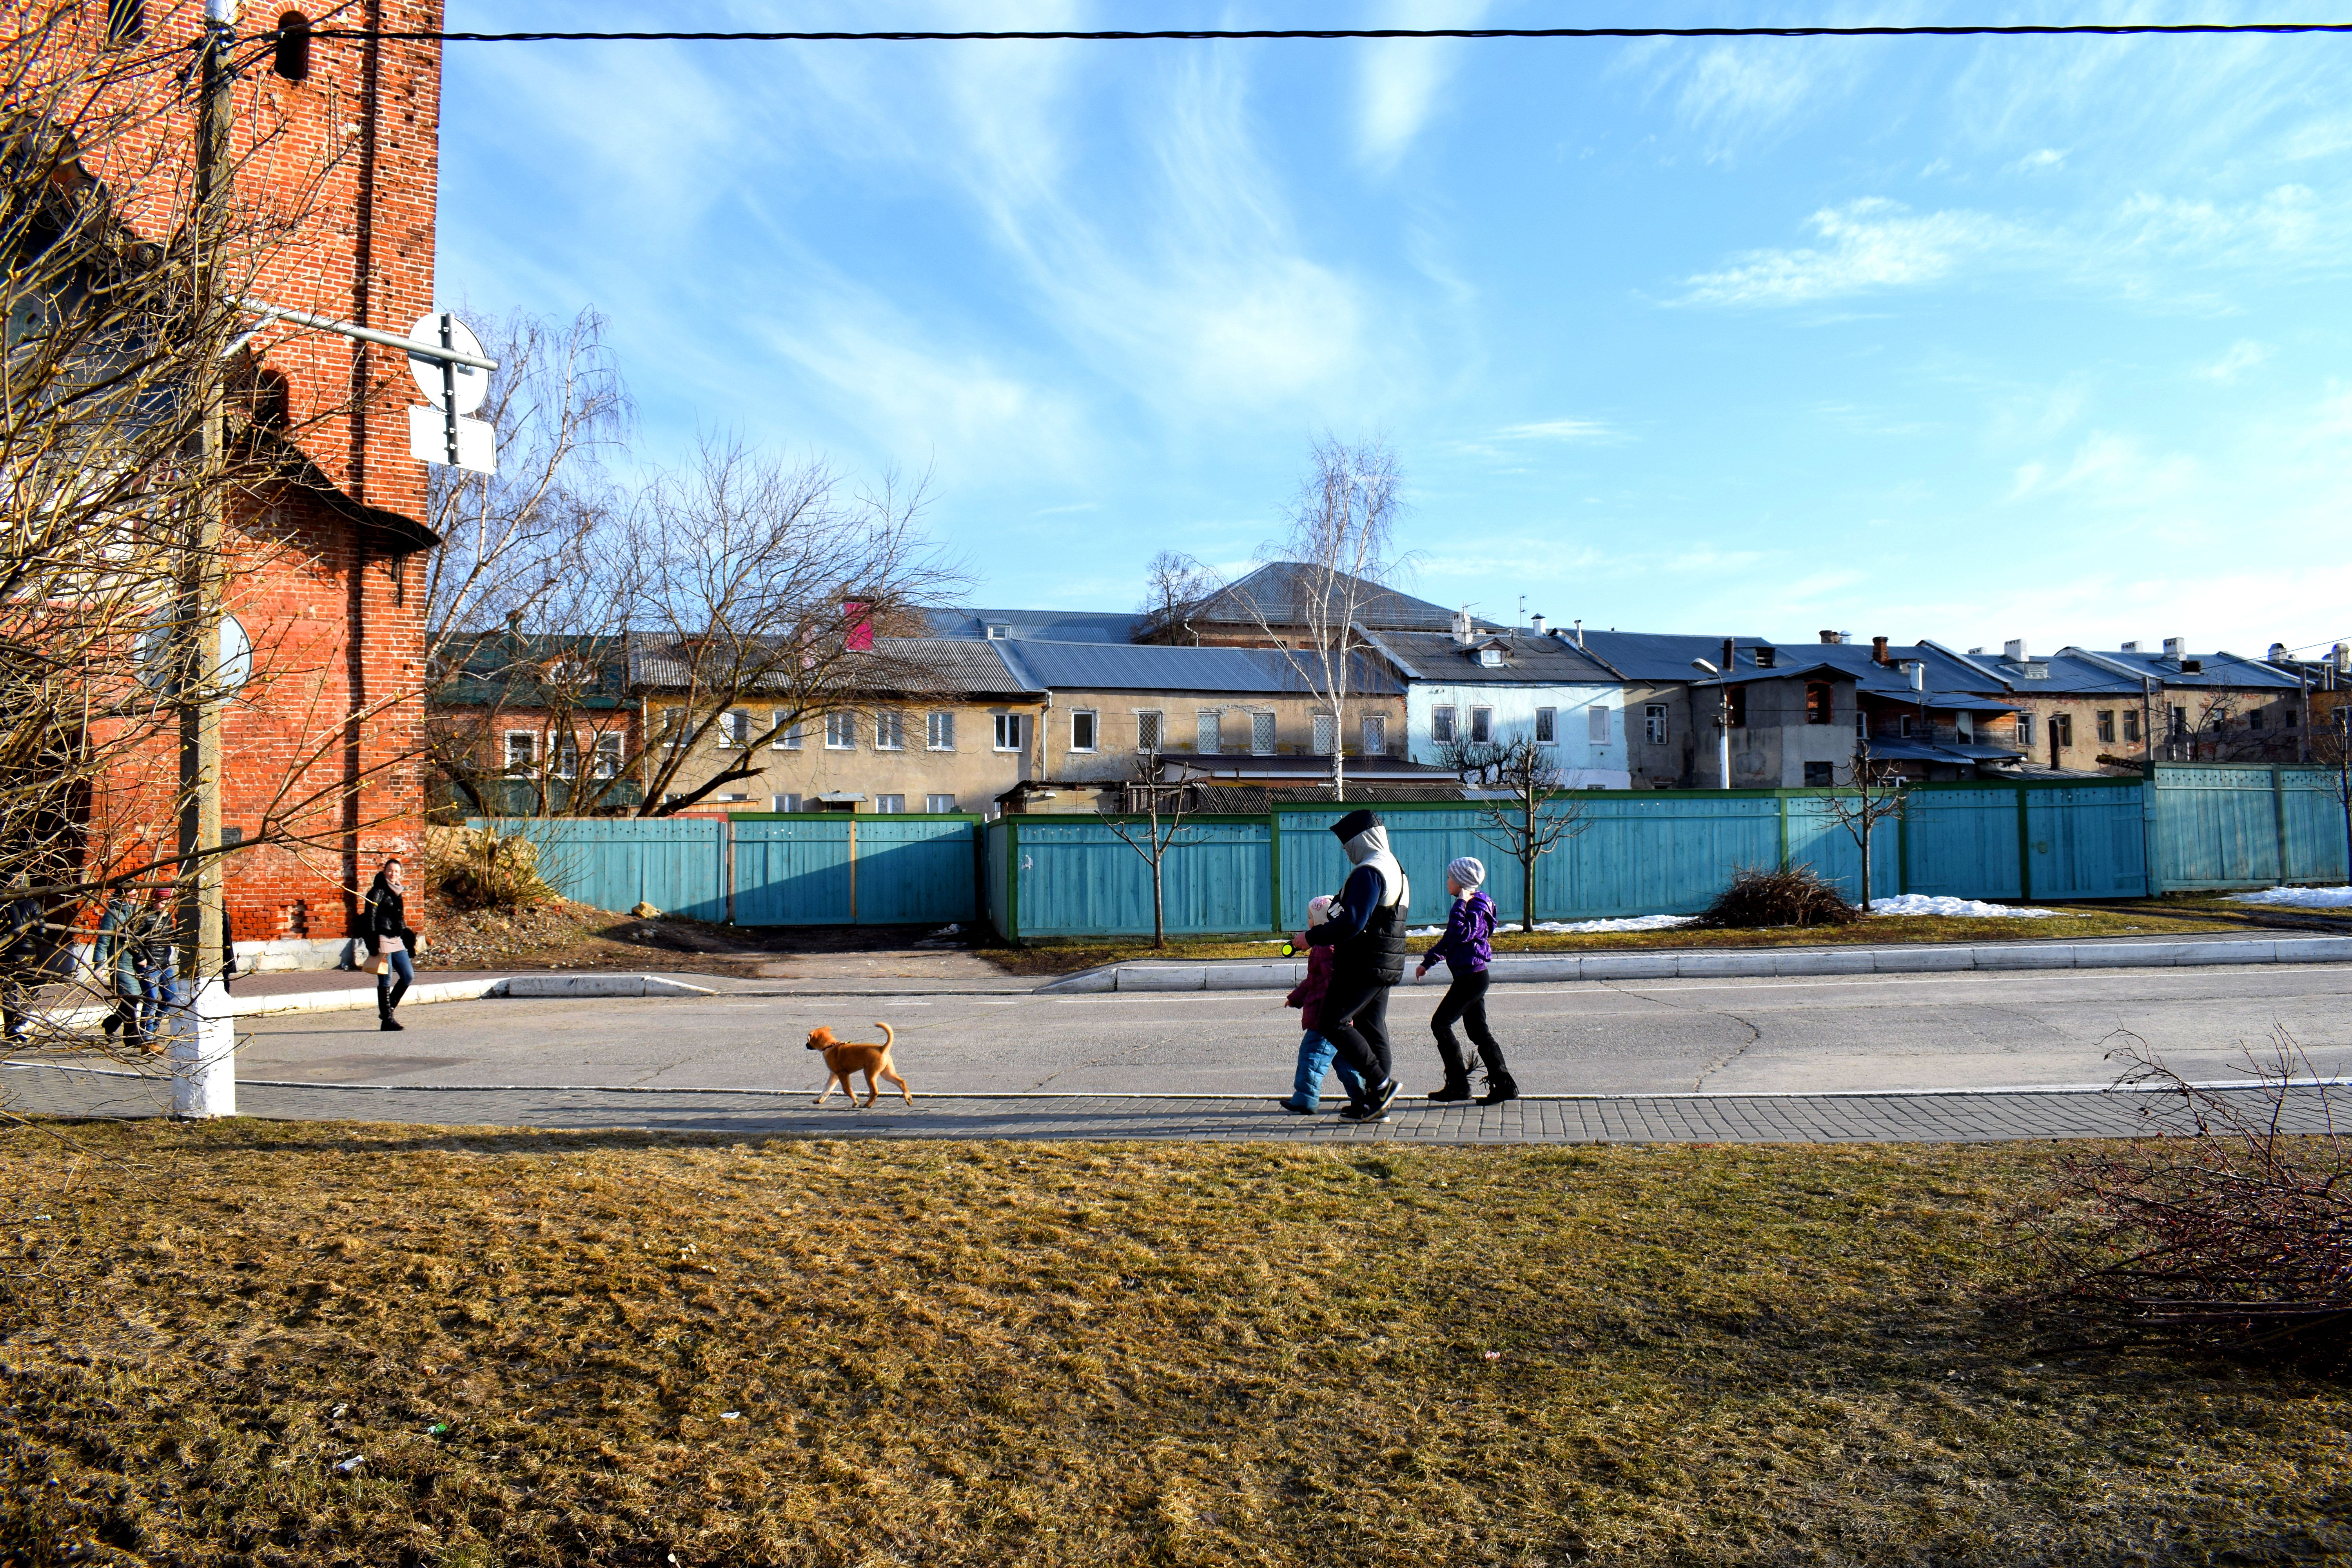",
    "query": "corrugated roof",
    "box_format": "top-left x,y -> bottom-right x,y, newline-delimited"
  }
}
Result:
1367,628 -> 1623,686
922,606 -> 1145,643
1185,562 -> 1488,633
626,634 -> 1039,697
1572,630 -> 1767,682
997,638 -> 1405,695
2060,647 -> 2303,690
431,632 -> 629,710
